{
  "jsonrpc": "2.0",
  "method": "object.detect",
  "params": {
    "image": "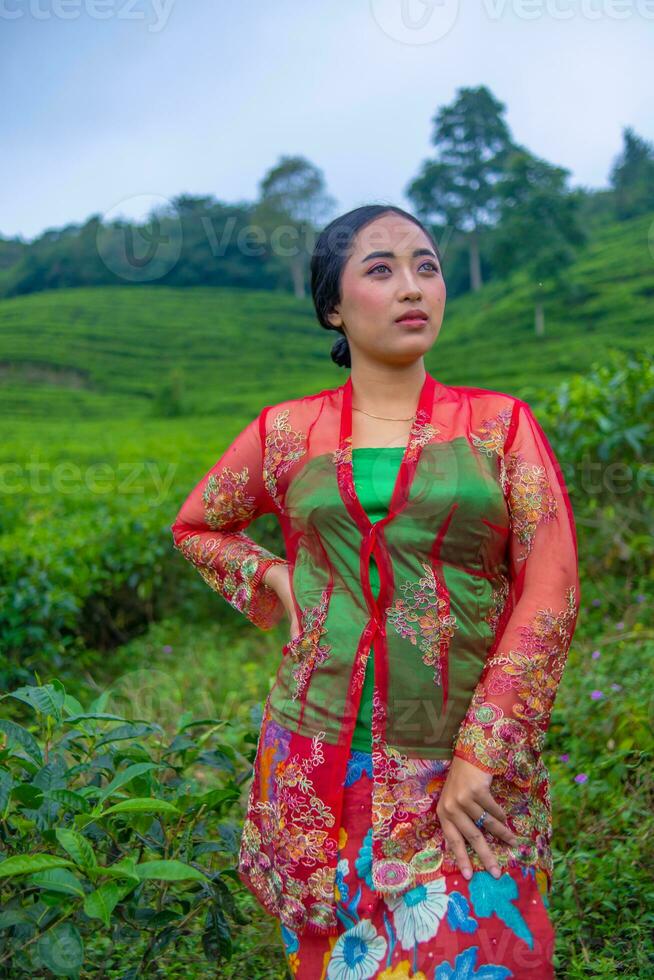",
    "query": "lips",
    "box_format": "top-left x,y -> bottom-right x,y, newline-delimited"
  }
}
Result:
395,310 -> 428,323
